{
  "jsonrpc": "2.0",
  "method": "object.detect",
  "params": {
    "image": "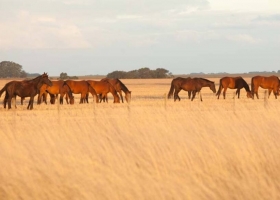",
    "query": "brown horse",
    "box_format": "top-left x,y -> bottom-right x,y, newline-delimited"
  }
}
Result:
216,77 -> 252,99
100,78 -> 131,103
0,73 -> 52,110
168,77 -> 216,101
38,80 -> 74,105
251,75 -> 280,99
65,80 -> 98,103
87,80 -> 120,103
